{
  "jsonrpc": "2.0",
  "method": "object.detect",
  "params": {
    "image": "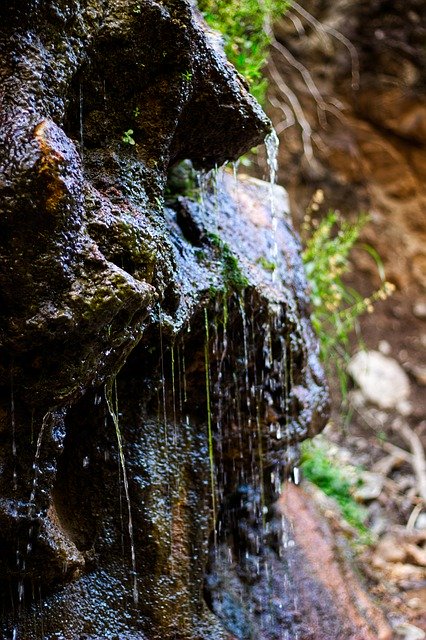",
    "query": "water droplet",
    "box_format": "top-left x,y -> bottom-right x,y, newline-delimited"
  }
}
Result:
292,466 -> 300,485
